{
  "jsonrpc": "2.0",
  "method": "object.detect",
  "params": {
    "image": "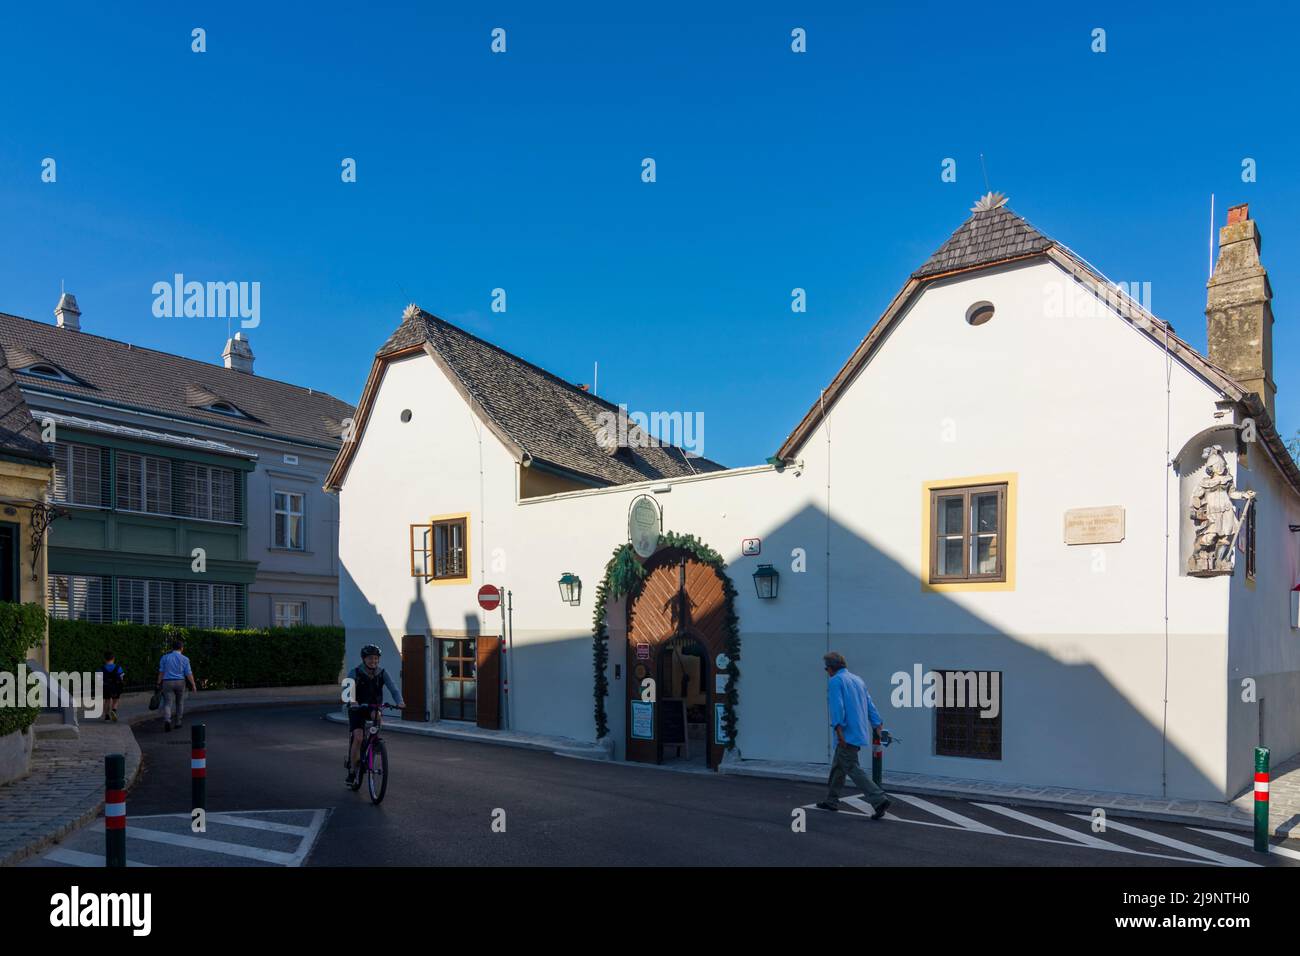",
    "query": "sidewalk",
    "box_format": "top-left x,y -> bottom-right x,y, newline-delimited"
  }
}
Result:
323,709 -> 612,760
0,685 -> 337,867
720,752 -> 1300,840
